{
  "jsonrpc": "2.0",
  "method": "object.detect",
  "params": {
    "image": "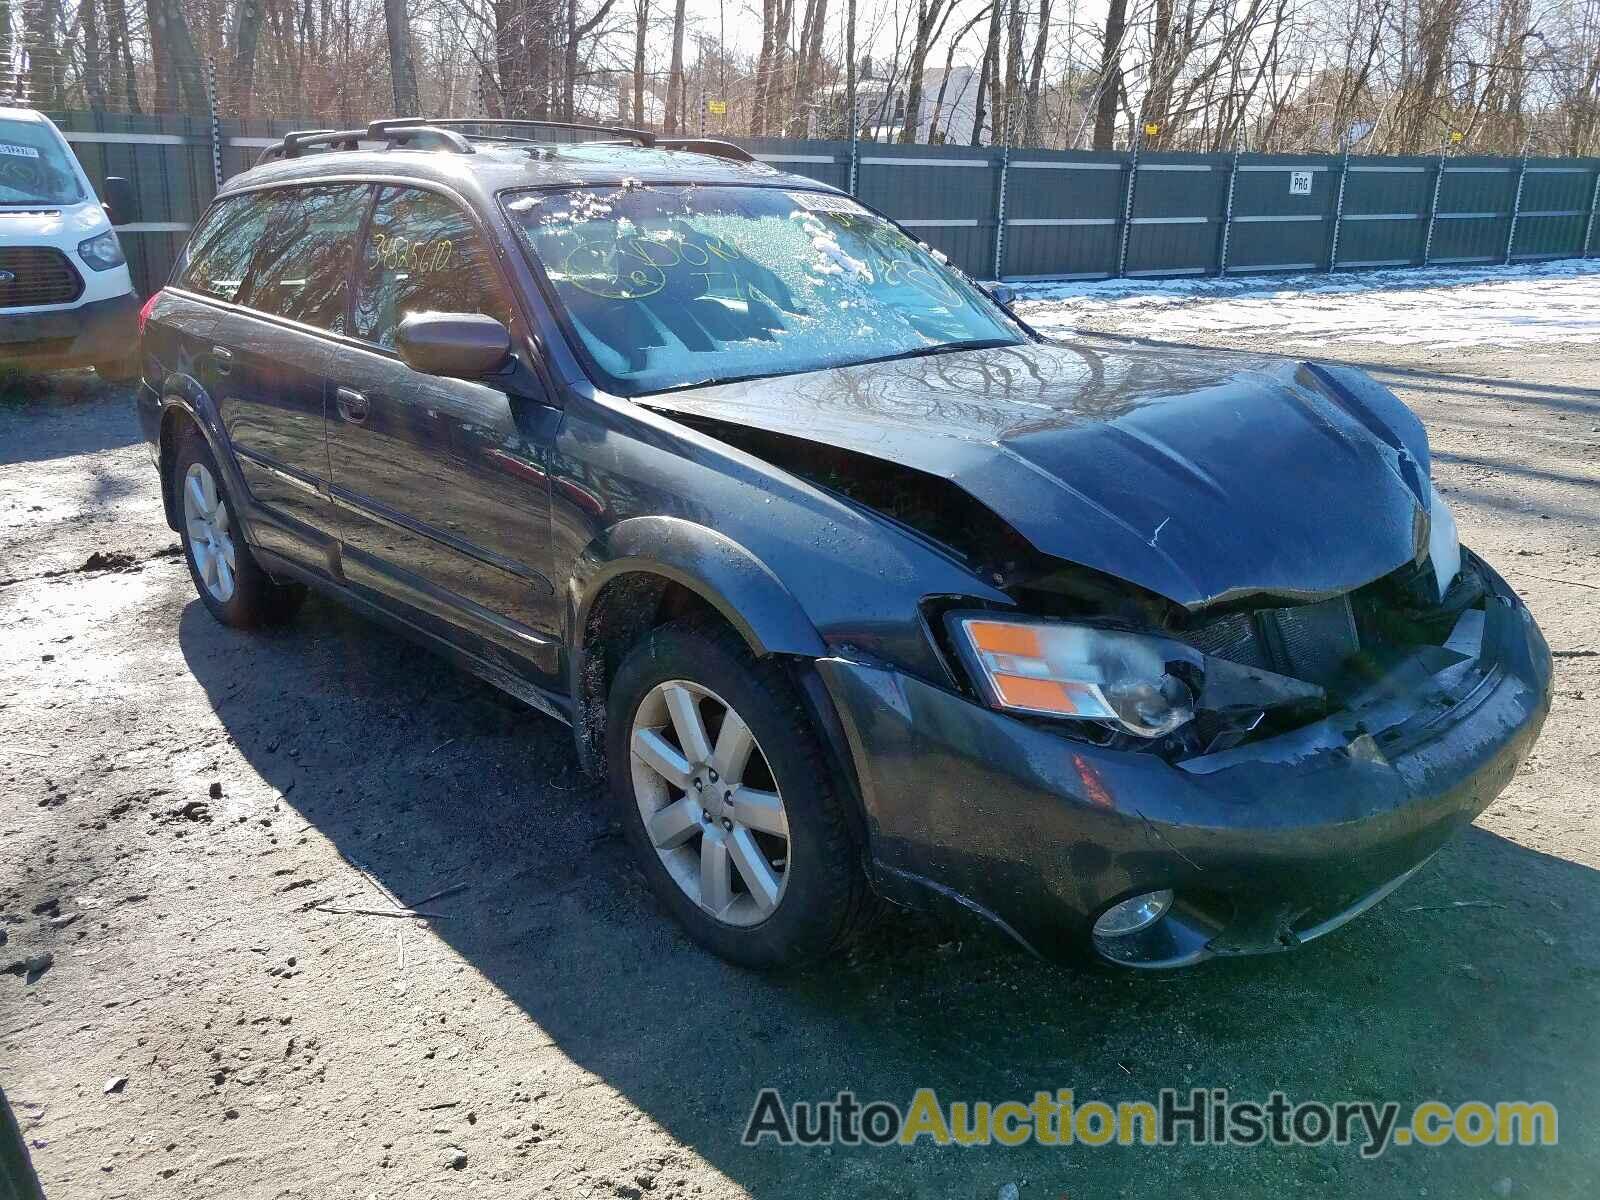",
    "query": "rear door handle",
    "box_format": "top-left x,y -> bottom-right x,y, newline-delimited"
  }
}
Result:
335,387 -> 370,425
211,345 -> 232,375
